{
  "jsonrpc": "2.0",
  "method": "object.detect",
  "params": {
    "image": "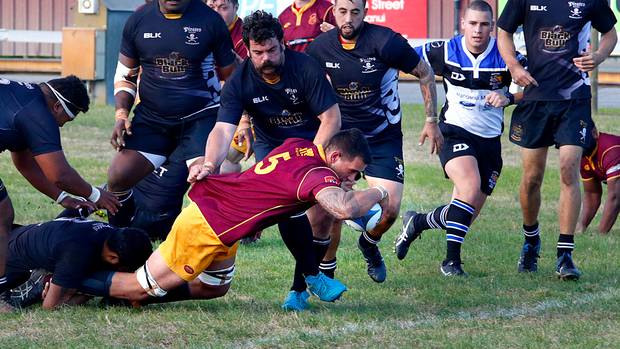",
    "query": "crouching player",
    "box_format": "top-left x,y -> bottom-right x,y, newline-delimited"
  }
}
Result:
0,218 -> 151,311
94,130 -> 388,309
